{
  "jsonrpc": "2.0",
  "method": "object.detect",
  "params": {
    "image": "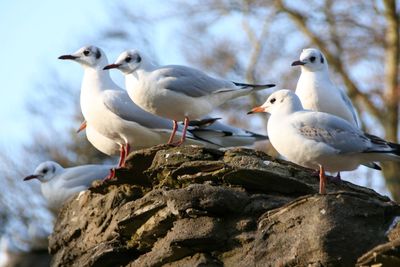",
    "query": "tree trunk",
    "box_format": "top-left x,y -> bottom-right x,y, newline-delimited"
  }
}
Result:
381,0 -> 400,202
